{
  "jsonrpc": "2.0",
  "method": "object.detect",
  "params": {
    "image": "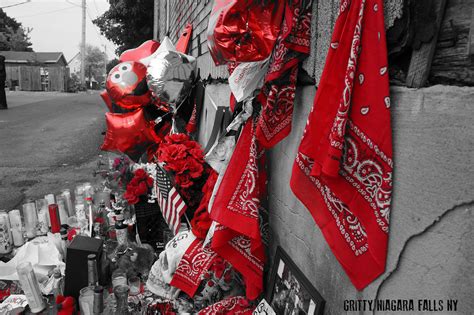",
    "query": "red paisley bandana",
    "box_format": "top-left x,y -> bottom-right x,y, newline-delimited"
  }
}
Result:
210,119 -> 267,300
170,238 -> 218,298
290,0 -> 393,290
256,0 -> 312,148
197,296 -> 253,315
